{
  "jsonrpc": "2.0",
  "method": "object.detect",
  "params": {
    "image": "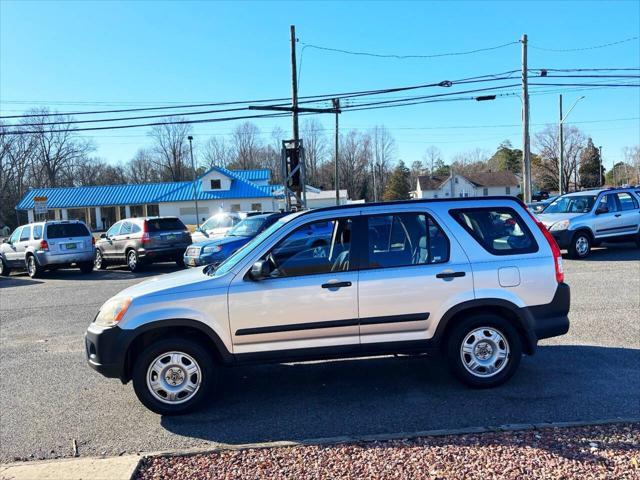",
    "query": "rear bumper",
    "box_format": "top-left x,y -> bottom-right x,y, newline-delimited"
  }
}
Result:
137,247 -> 187,260
525,282 -> 571,342
35,250 -> 94,266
